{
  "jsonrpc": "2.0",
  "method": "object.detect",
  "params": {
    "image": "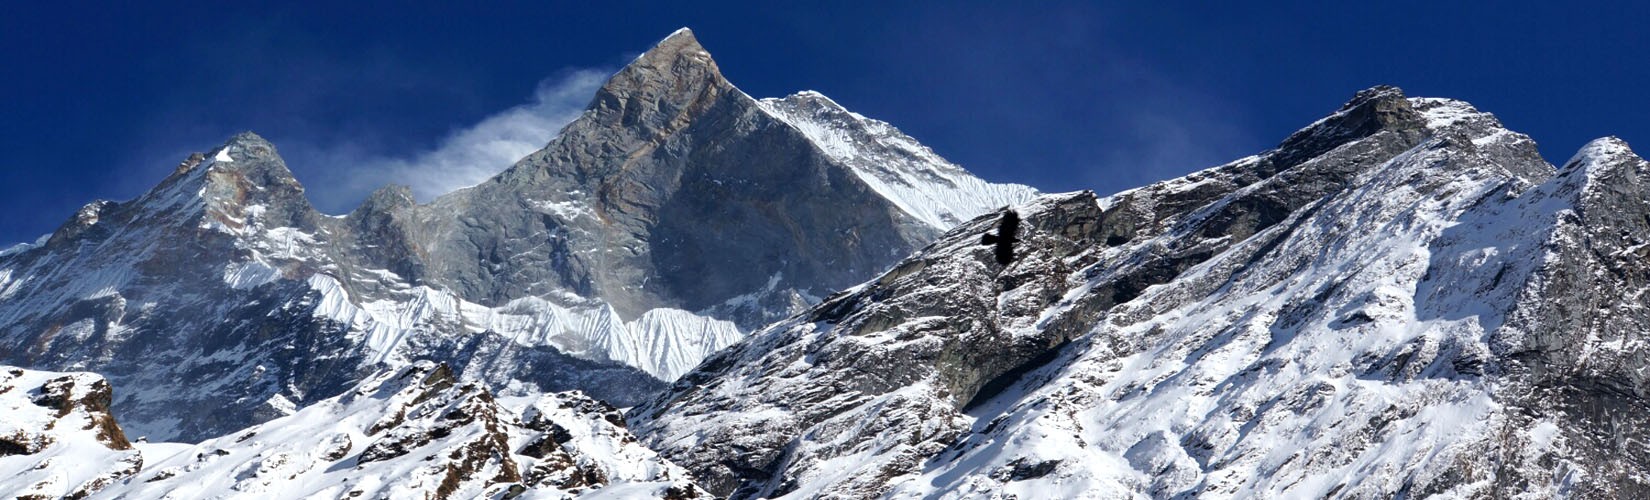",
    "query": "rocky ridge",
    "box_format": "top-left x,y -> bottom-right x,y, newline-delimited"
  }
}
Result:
632,87 -> 1650,498
0,362 -> 709,499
